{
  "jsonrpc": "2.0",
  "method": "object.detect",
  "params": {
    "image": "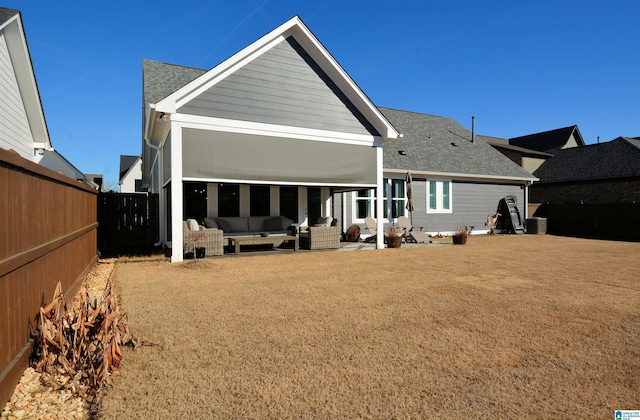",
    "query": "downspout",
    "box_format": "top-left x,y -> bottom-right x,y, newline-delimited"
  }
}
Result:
144,106 -> 169,247
144,136 -> 164,247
